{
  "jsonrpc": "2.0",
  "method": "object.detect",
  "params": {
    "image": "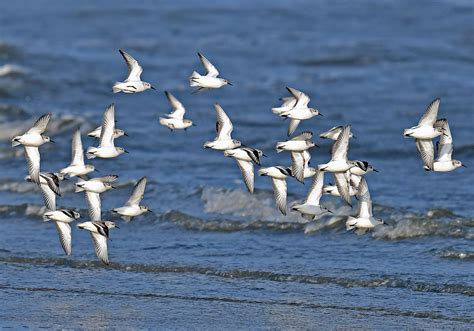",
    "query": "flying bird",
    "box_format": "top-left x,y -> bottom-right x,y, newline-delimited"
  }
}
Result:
292,170 -> 332,221
318,125 -> 358,206
75,175 -> 118,221
224,147 -> 264,193
113,49 -> 155,93
404,98 -> 445,140
77,221 -> 119,265
189,52 -> 231,93
272,87 -> 322,136
258,166 -> 292,215
203,103 -> 241,150
43,209 -> 81,256
159,91 -> 194,131
12,113 -> 54,184
25,172 -> 64,210
419,119 -> 465,172
87,104 -> 128,159
112,177 -> 151,222
60,129 -> 95,179
346,178 -> 385,235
